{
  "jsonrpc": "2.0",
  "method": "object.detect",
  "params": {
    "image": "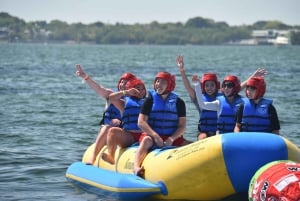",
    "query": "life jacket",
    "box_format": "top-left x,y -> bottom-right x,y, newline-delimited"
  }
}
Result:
198,93 -> 222,133
100,103 -> 122,126
217,95 -> 243,134
241,98 -> 272,132
99,88 -> 123,126
122,96 -> 144,131
148,90 -> 179,136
